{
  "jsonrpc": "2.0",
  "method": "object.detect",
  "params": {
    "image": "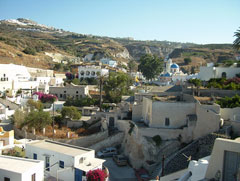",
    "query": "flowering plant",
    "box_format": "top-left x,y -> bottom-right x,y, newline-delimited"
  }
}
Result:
86,169 -> 107,181
33,92 -> 57,103
65,72 -> 75,80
